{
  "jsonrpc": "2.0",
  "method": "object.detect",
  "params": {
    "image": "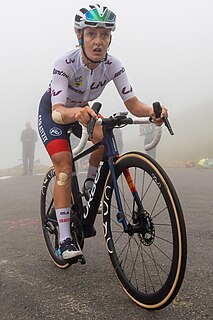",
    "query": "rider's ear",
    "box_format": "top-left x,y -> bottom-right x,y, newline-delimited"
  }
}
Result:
76,32 -> 82,46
